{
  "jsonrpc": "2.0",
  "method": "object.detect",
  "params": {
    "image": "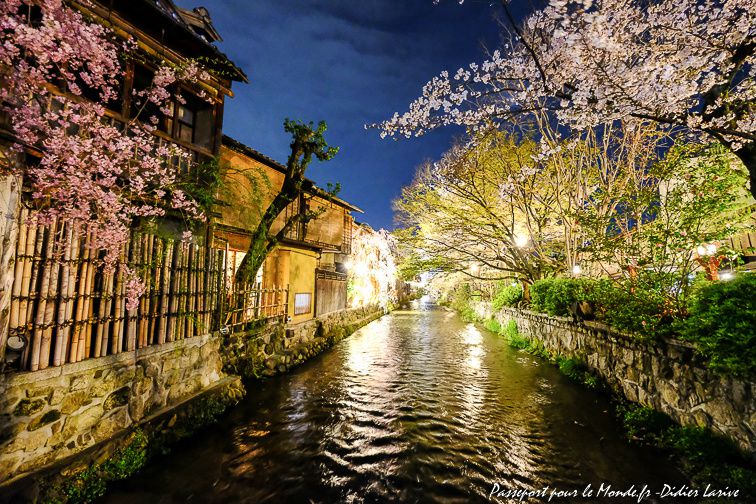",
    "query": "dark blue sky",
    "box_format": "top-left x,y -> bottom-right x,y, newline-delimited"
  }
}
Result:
176,0 -> 506,229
